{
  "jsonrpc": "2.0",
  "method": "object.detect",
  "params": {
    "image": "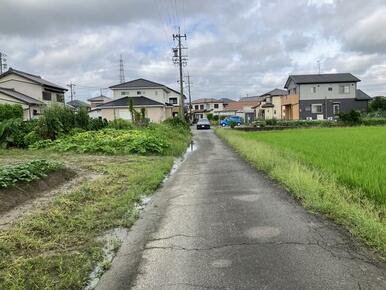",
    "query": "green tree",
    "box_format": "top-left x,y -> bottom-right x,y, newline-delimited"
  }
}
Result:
369,96 -> 386,112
